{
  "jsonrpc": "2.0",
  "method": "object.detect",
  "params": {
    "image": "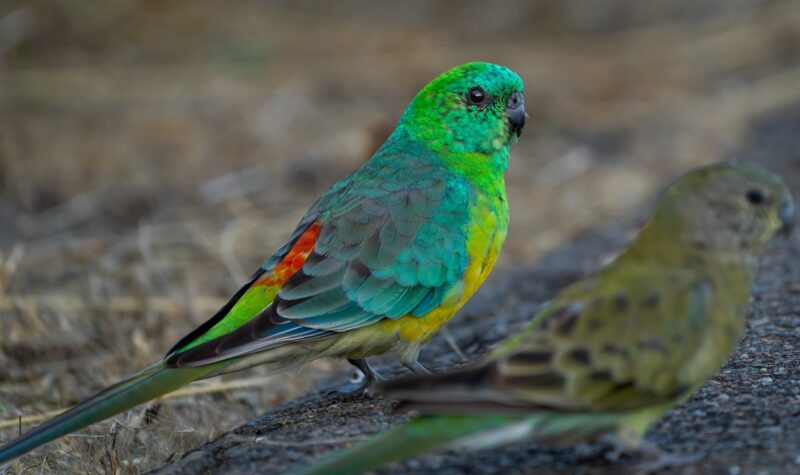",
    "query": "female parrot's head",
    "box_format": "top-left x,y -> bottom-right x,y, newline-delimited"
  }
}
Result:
400,62 -> 526,157
652,161 -> 794,256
